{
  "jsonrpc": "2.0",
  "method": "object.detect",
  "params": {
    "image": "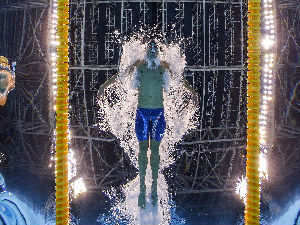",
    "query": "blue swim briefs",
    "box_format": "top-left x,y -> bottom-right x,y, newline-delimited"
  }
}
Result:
135,108 -> 166,142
